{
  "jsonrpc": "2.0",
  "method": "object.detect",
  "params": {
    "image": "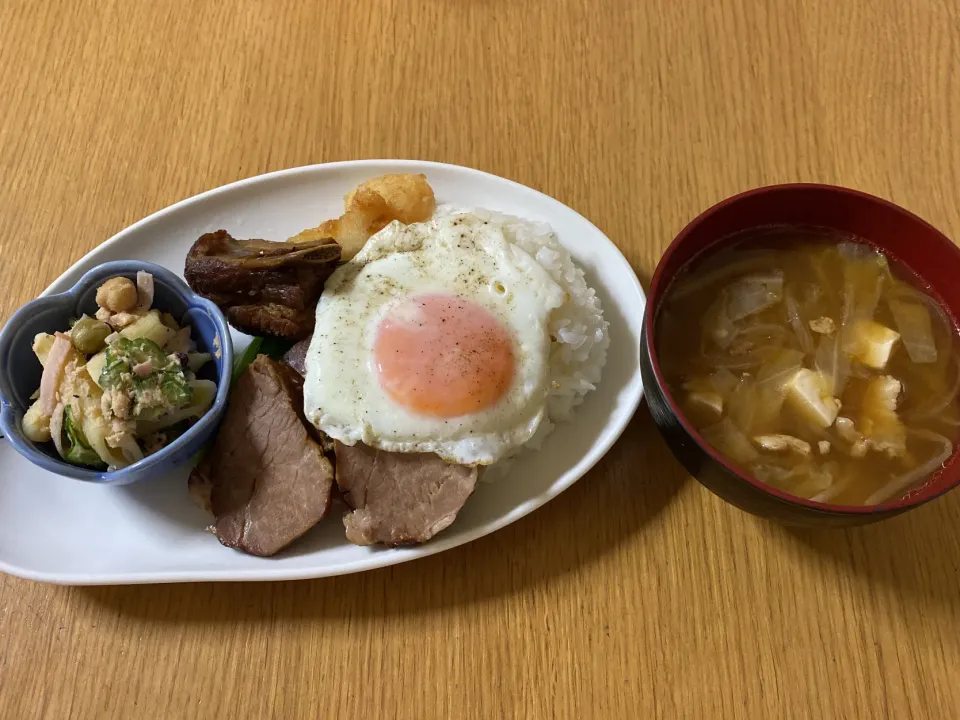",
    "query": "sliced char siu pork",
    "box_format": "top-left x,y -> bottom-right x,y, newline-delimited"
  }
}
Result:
189,355 -> 334,556
184,230 -> 340,340
334,441 -> 478,546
